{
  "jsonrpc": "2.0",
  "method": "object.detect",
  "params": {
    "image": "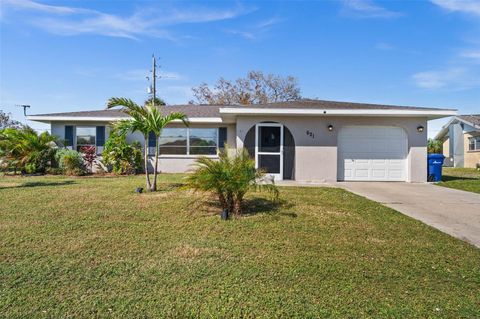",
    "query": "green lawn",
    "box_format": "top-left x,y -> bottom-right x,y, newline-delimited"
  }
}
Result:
1,175 -> 479,318
437,167 -> 480,194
